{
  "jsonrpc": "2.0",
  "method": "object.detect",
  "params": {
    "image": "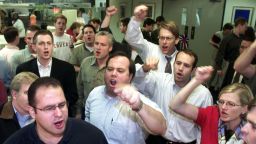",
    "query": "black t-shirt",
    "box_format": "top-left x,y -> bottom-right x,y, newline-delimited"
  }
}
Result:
4,118 -> 108,144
